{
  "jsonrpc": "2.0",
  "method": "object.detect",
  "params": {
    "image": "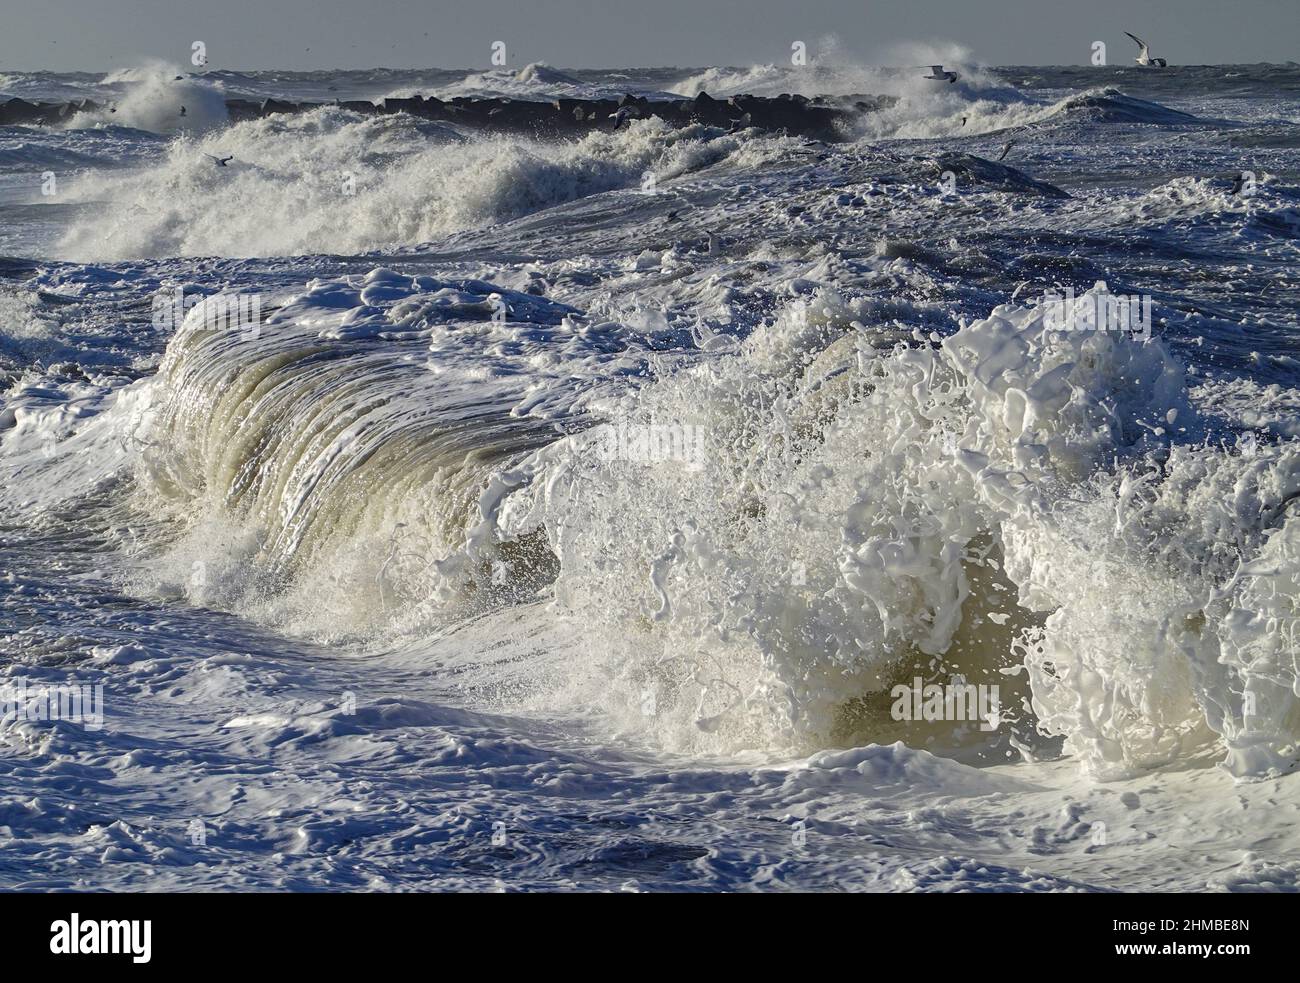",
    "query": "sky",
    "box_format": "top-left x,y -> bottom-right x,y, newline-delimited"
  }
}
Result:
2,0 -> 1297,71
